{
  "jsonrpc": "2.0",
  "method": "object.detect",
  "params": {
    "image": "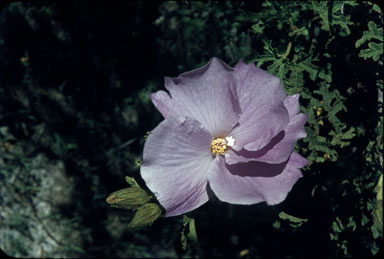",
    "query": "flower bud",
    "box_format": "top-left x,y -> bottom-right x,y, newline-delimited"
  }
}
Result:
106,187 -> 150,210
128,203 -> 162,228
